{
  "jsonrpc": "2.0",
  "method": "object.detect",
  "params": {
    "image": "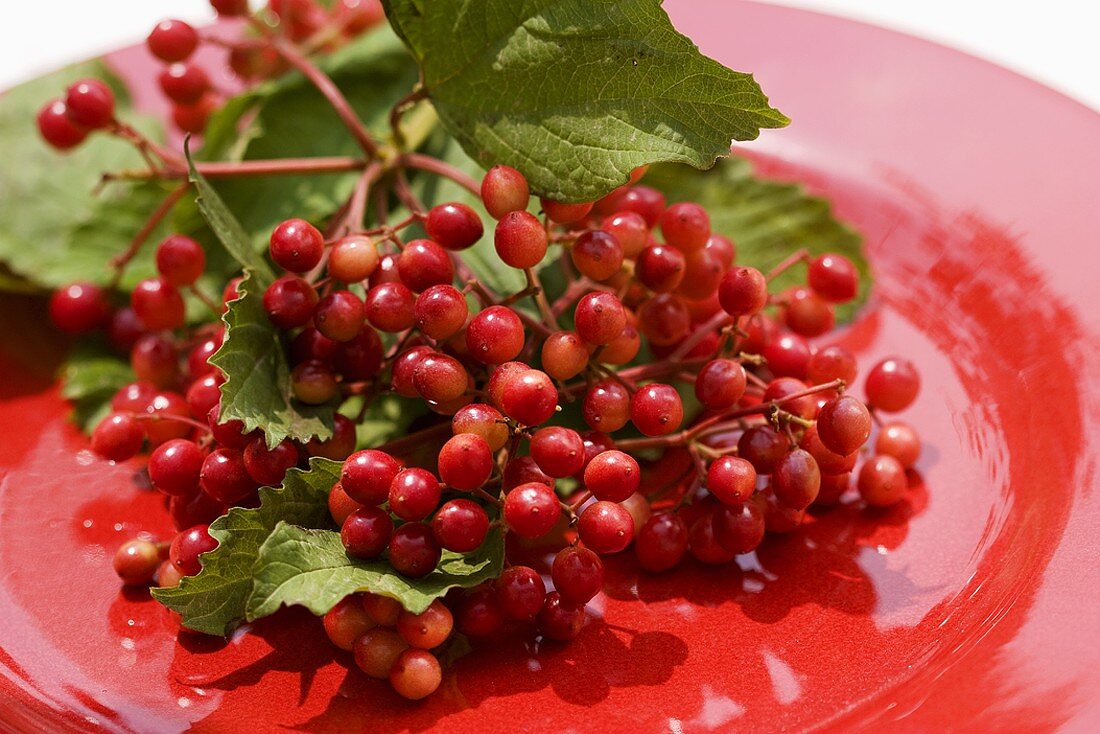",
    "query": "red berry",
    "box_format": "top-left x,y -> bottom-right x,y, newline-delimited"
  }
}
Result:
270,218 -> 324,273
107,307 -> 146,352
199,448 -> 256,504
688,511 -> 738,564
397,599 -> 454,649
660,202 -> 710,251
388,468 -> 442,522
630,384 -> 683,436
243,437 -> 298,486
583,450 -> 639,502
172,94 -> 219,135
494,210 -> 548,269
323,595 -> 376,651
65,79 -> 115,129
452,403 -> 509,452
438,434 -> 493,491
156,235 -> 205,287
364,282 -> 415,332
186,374 -> 222,418
637,294 -> 690,346
541,331 -> 590,381
328,482 -> 363,526
342,449 -> 400,505
389,649 -> 443,700
865,357 -> 920,412
552,546 -> 603,604
49,282 -> 110,333
858,454 -> 908,507
290,360 -> 338,404
808,253 -> 859,303
170,524 -> 217,576
807,345 -> 858,386
706,456 -> 756,506
738,425 -> 791,474
712,501 -> 765,554
37,100 -> 87,150
571,230 -> 623,282
413,353 -> 468,404
466,305 -> 525,364
387,523 -> 441,578
816,395 -> 872,456
169,490 -> 225,531
876,421 -> 921,468
582,379 -> 631,433
783,287 -> 835,337
762,333 -> 812,378
305,414 -> 357,461
131,333 -> 179,389
328,235 -> 379,284
695,358 -> 747,411
542,198 -> 593,224
577,501 -> 634,554
602,211 -> 649,258
158,63 -> 210,105
772,448 -> 821,510
431,499 -> 489,552
332,328 -> 383,380
718,266 -> 767,316
391,346 -> 434,398
426,202 -> 483,250
263,276 -> 318,329
538,592 -> 585,641
113,539 -> 161,586
503,482 -> 561,538
496,566 -> 546,620
530,427 -> 585,479
147,19 -> 200,62
502,456 -> 554,491
501,369 -> 557,426
636,243 -> 686,293
573,292 -> 626,346
91,413 -> 144,462
414,284 -> 468,340
353,627 -> 408,678
132,278 -> 186,331
481,165 -> 529,219
313,290 -> 365,343
398,239 -> 454,292
149,439 -> 204,497
341,506 -> 394,559
800,423 -> 857,475
141,391 -> 192,446
635,512 -> 688,572
763,376 -> 818,419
